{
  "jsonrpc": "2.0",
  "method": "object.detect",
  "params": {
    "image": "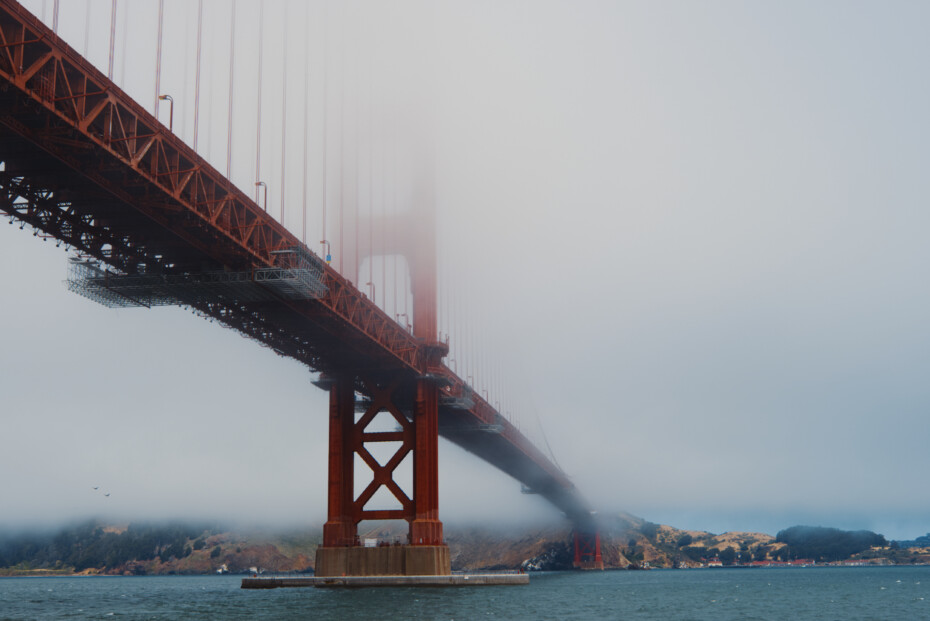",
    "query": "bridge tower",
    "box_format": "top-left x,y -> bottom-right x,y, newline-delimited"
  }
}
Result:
315,179 -> 451,577
573,531 -> 604,570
